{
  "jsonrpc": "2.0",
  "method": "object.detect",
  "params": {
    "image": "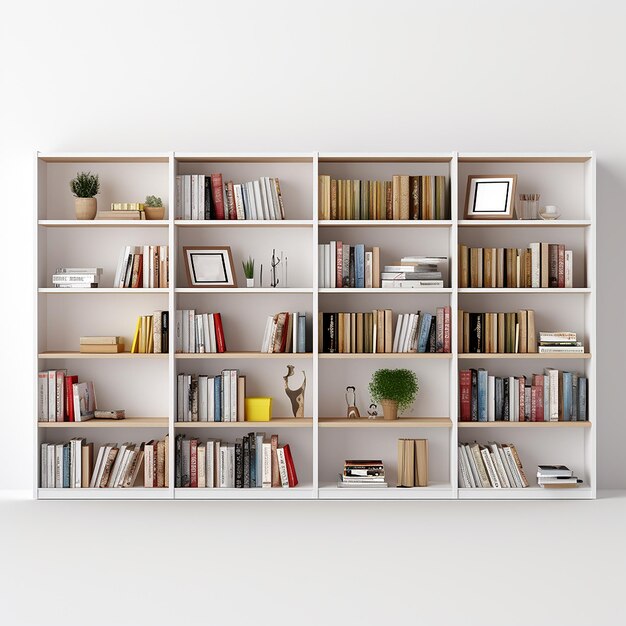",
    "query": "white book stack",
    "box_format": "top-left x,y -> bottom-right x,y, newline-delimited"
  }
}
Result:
52,267 -> 102,289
